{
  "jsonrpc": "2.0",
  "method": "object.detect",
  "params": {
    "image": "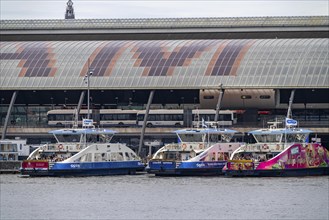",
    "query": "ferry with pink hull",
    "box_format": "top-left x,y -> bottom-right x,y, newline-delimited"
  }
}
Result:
223,120 -> 329,177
